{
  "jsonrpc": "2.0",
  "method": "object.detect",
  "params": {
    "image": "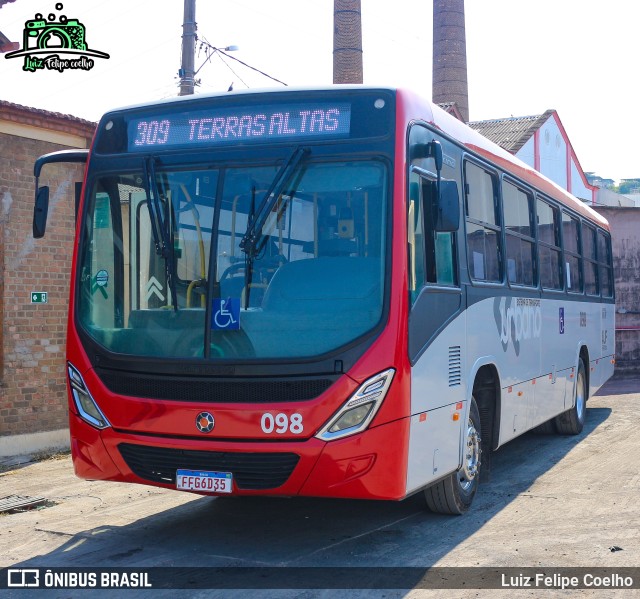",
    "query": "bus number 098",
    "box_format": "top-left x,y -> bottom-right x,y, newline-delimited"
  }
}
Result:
260,412 -> 303,434
134,120 -> 170,146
